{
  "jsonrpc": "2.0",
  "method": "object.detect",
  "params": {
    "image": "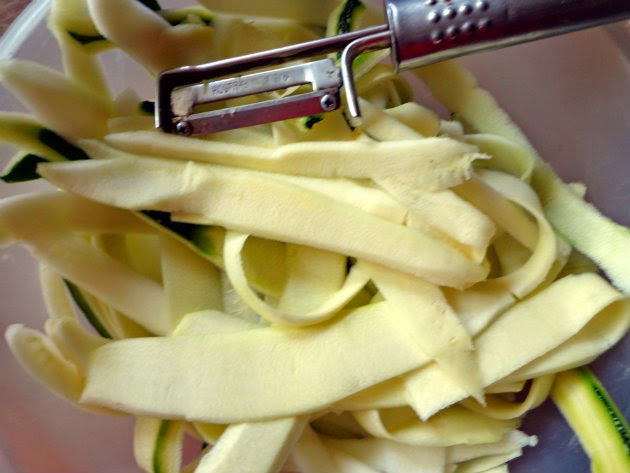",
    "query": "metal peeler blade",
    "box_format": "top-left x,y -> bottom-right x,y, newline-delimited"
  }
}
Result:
168,59 -> 341,136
